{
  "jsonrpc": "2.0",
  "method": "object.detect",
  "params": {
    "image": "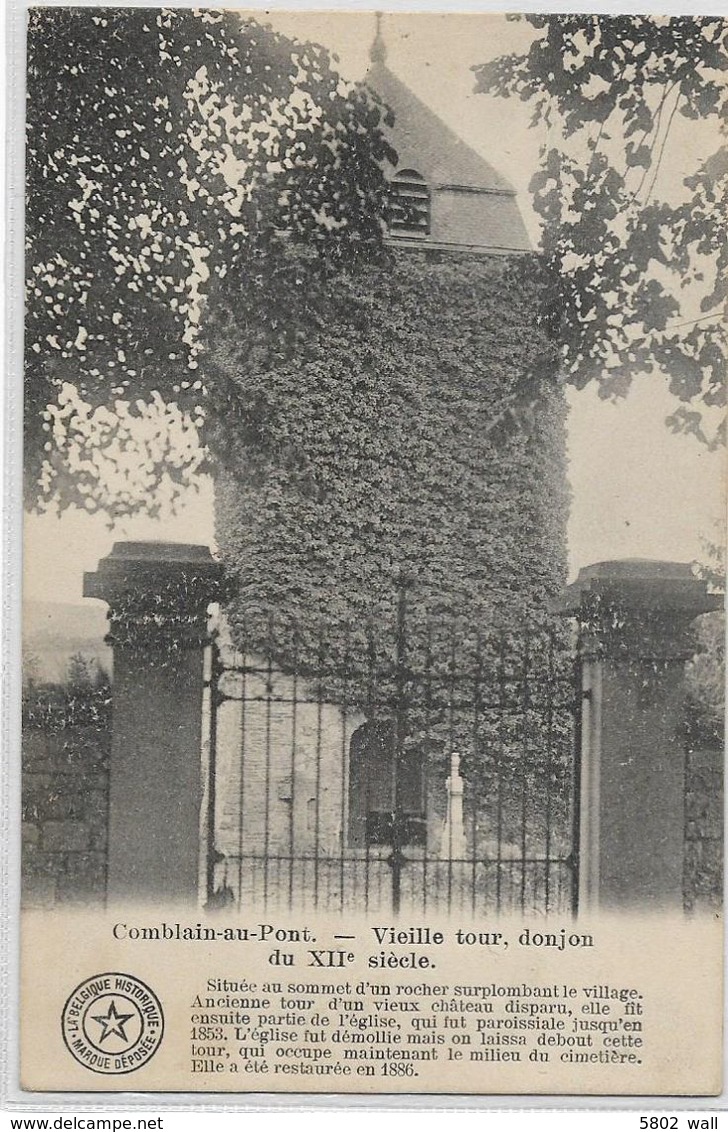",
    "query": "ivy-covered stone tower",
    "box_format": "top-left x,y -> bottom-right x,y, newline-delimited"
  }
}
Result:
215,22 -> 569,649
209,24 -> 572,897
